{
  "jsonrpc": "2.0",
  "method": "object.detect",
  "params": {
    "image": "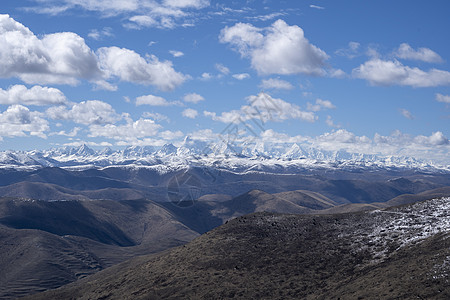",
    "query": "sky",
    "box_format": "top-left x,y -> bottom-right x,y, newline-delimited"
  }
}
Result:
0,0 -> 449,163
